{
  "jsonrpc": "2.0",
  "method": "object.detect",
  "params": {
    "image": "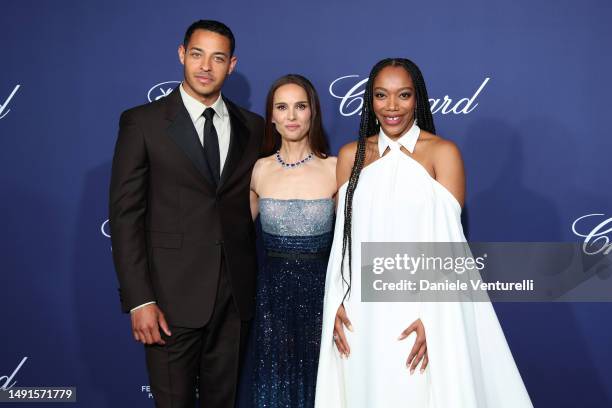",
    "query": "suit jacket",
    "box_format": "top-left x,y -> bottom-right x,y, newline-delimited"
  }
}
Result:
109,87 -> 263,328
